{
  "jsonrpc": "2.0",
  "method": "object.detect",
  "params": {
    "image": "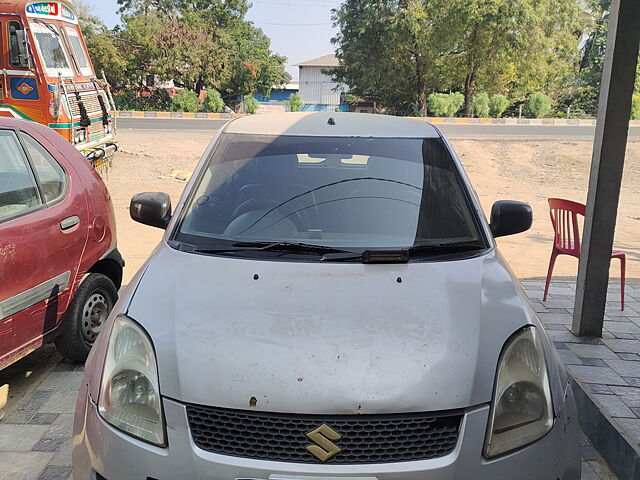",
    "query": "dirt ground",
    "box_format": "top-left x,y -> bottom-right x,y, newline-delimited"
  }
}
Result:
108,130 -> 640,284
